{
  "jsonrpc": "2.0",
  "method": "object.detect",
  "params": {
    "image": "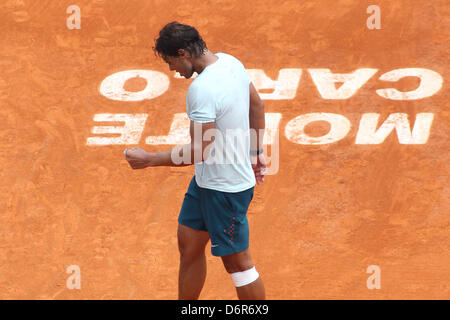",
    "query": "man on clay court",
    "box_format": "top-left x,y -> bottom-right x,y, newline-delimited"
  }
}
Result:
124,21 -> 267,300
